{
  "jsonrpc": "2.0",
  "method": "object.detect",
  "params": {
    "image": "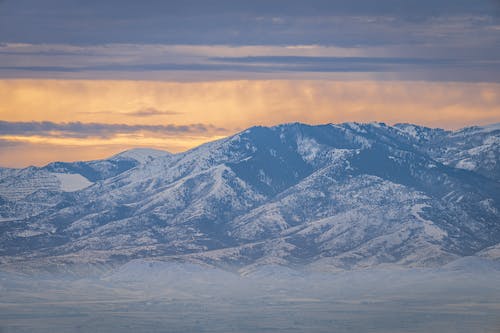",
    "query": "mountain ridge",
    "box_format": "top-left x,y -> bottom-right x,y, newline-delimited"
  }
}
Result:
1,121 -> 499,272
